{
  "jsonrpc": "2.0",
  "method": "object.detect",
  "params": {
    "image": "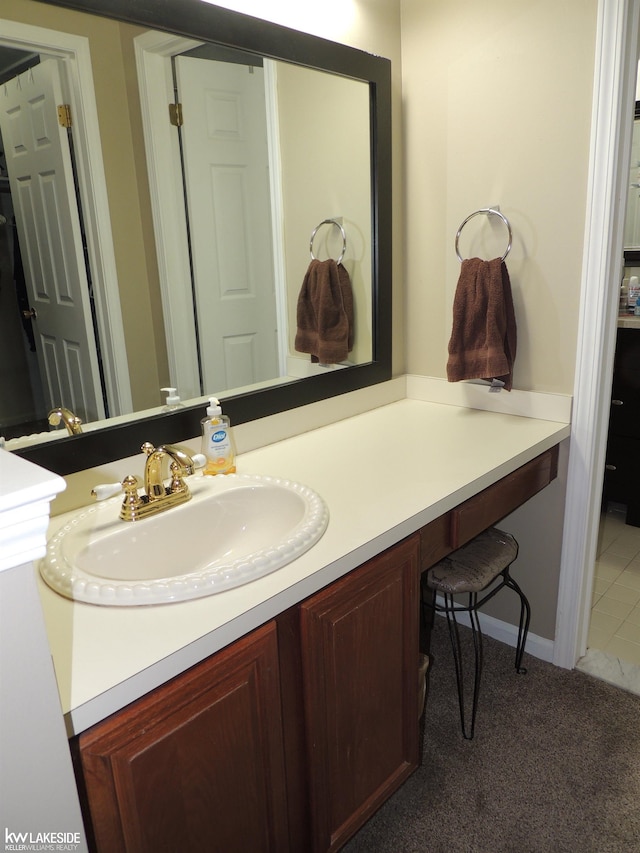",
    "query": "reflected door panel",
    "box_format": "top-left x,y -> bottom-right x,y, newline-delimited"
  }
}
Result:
0,59 -> 104,423
176,55 -> 279,394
